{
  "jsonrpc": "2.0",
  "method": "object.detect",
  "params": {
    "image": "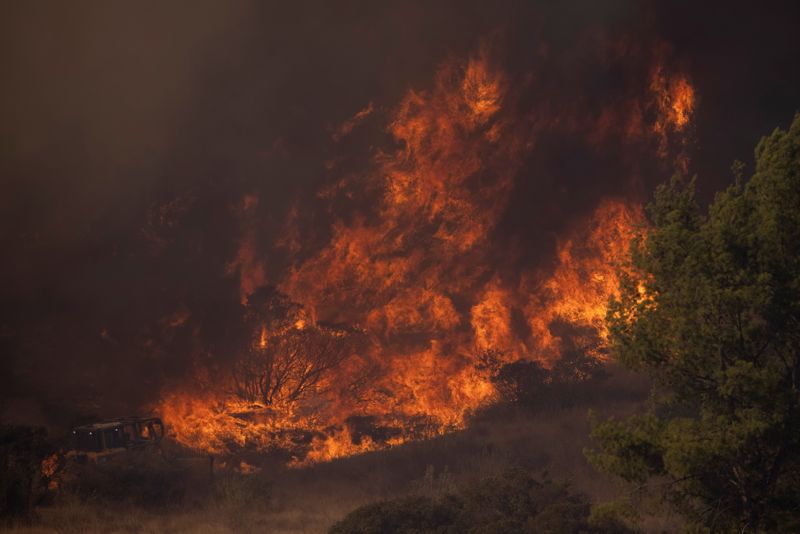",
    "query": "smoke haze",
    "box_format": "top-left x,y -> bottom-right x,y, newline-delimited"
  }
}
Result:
2,1 -> 799,434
